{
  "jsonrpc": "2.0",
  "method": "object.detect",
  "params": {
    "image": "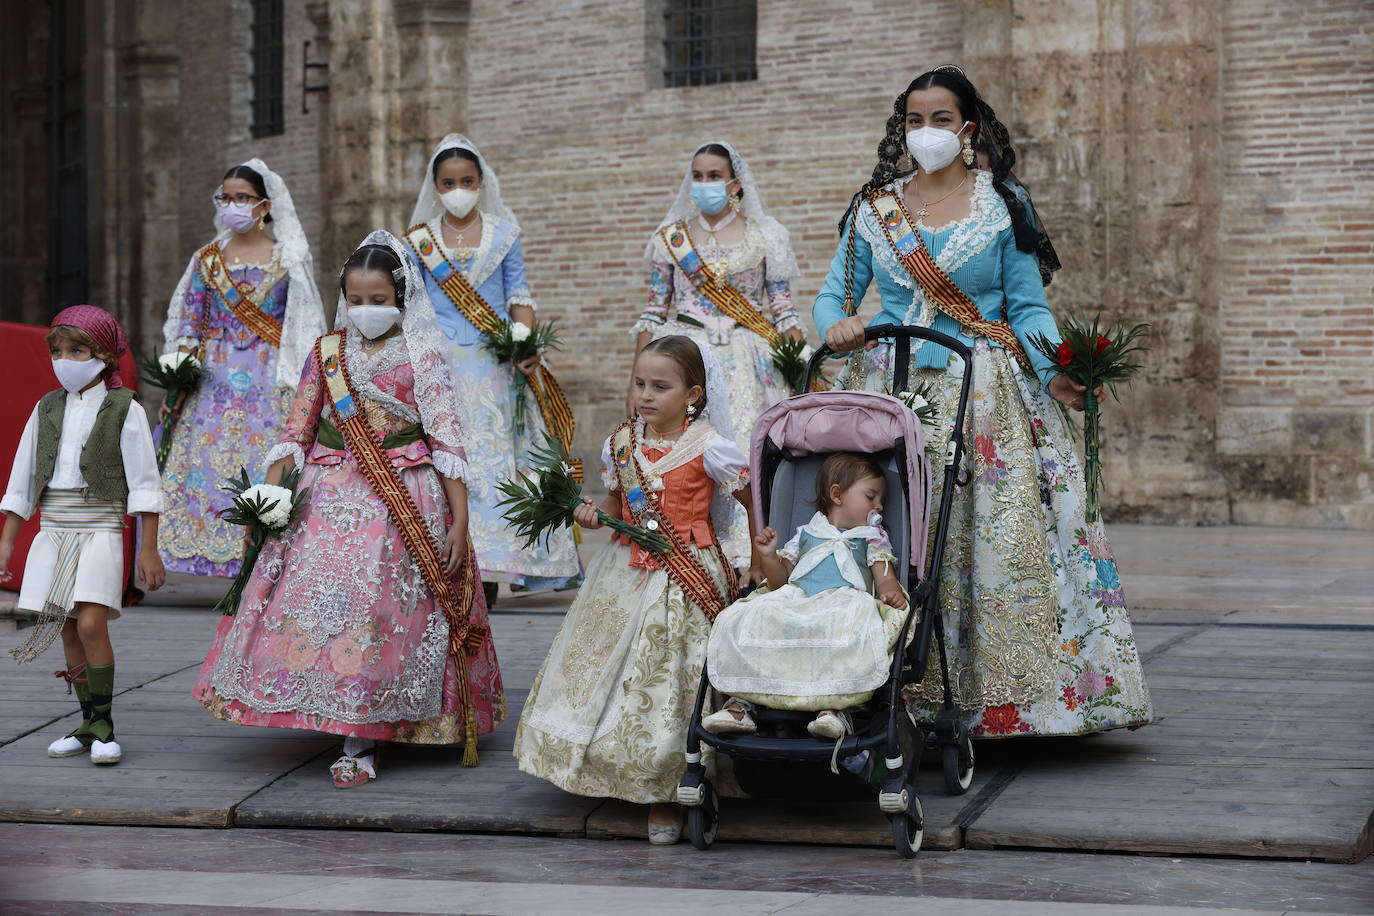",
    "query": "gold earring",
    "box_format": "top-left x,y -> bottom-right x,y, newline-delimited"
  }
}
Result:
962,137 -> 975,167
728,192 -> 742,213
